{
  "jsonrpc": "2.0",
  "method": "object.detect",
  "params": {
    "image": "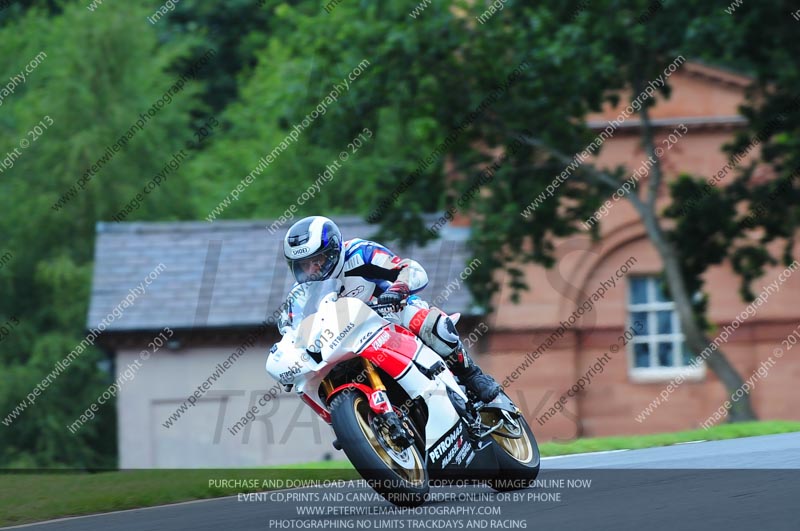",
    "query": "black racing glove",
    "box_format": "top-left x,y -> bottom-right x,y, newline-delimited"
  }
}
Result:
377,281 -> 410,309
